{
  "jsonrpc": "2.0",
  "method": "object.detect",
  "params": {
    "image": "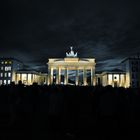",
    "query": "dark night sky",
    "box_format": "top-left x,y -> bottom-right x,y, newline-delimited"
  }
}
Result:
0,0 -> 140,72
